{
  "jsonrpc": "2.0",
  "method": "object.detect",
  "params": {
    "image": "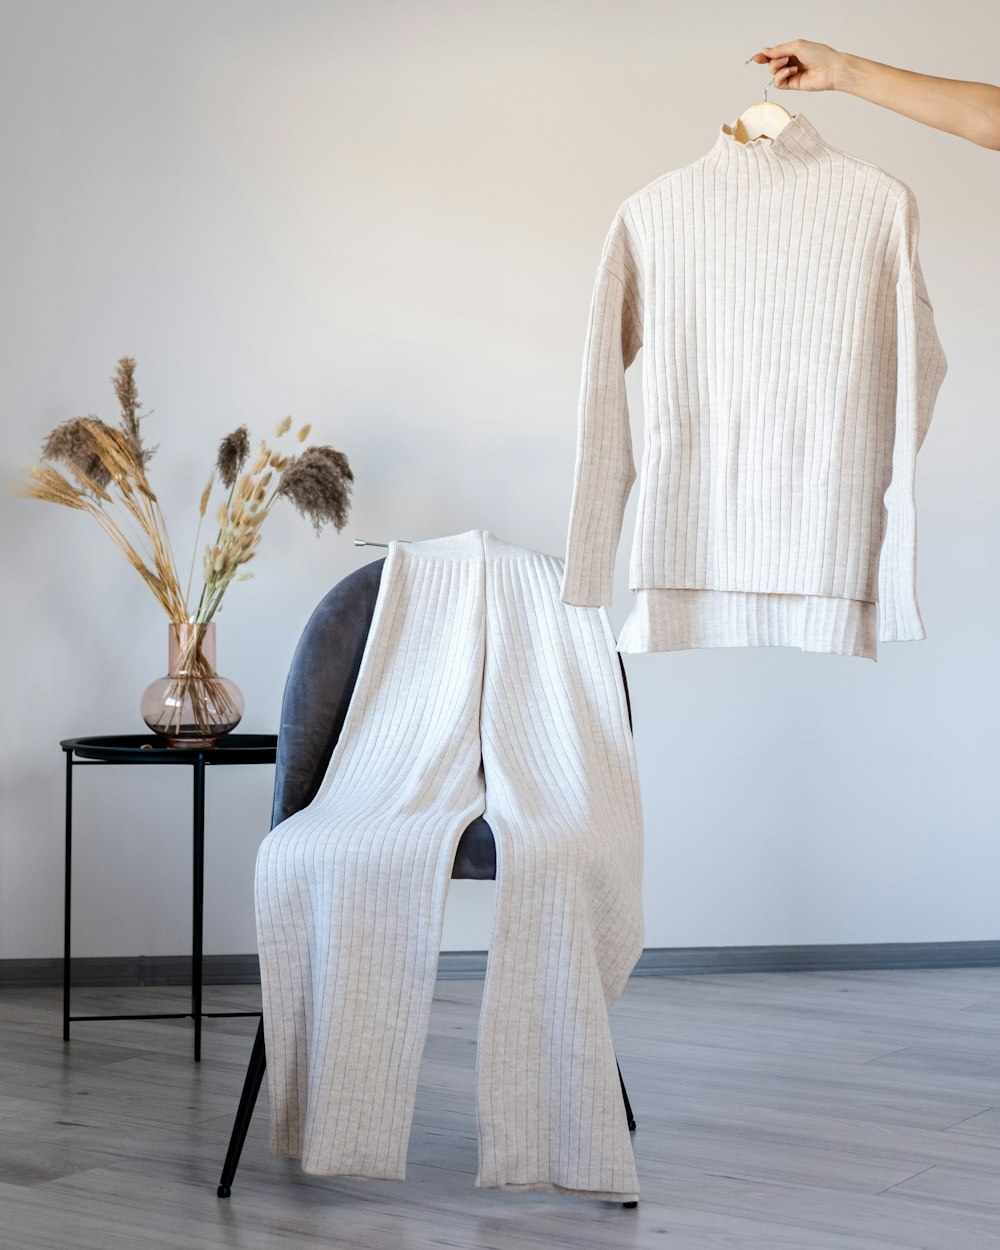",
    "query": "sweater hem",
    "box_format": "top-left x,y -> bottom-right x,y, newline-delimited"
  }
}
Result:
617,587 -> 878,660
